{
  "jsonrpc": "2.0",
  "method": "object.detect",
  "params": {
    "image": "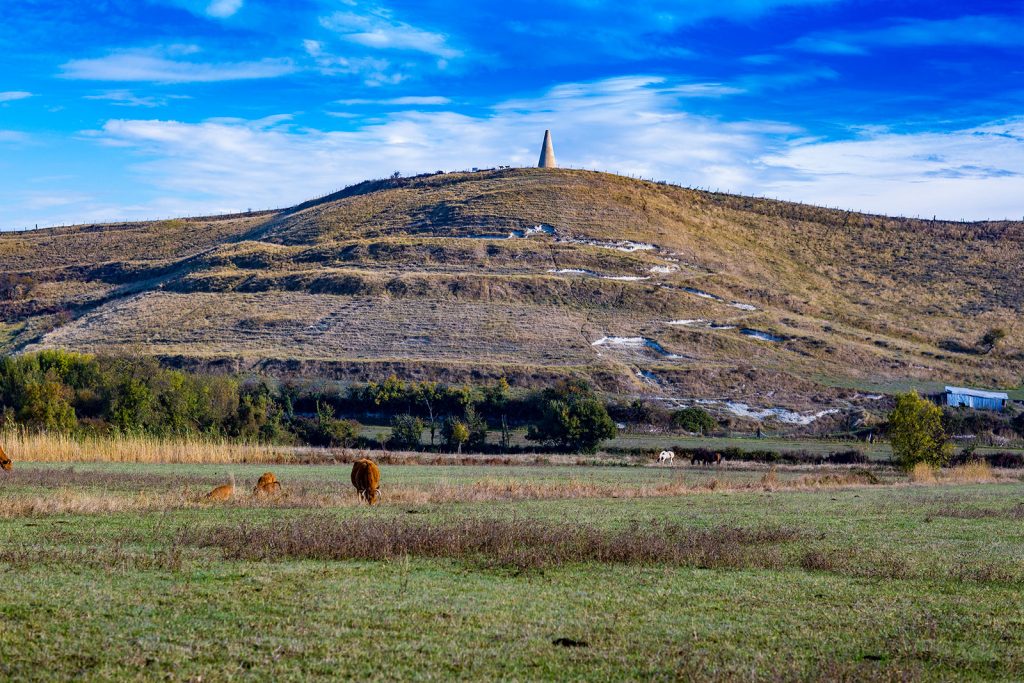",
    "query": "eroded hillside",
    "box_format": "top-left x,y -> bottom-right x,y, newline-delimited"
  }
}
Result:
3,168 -> 1020,417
